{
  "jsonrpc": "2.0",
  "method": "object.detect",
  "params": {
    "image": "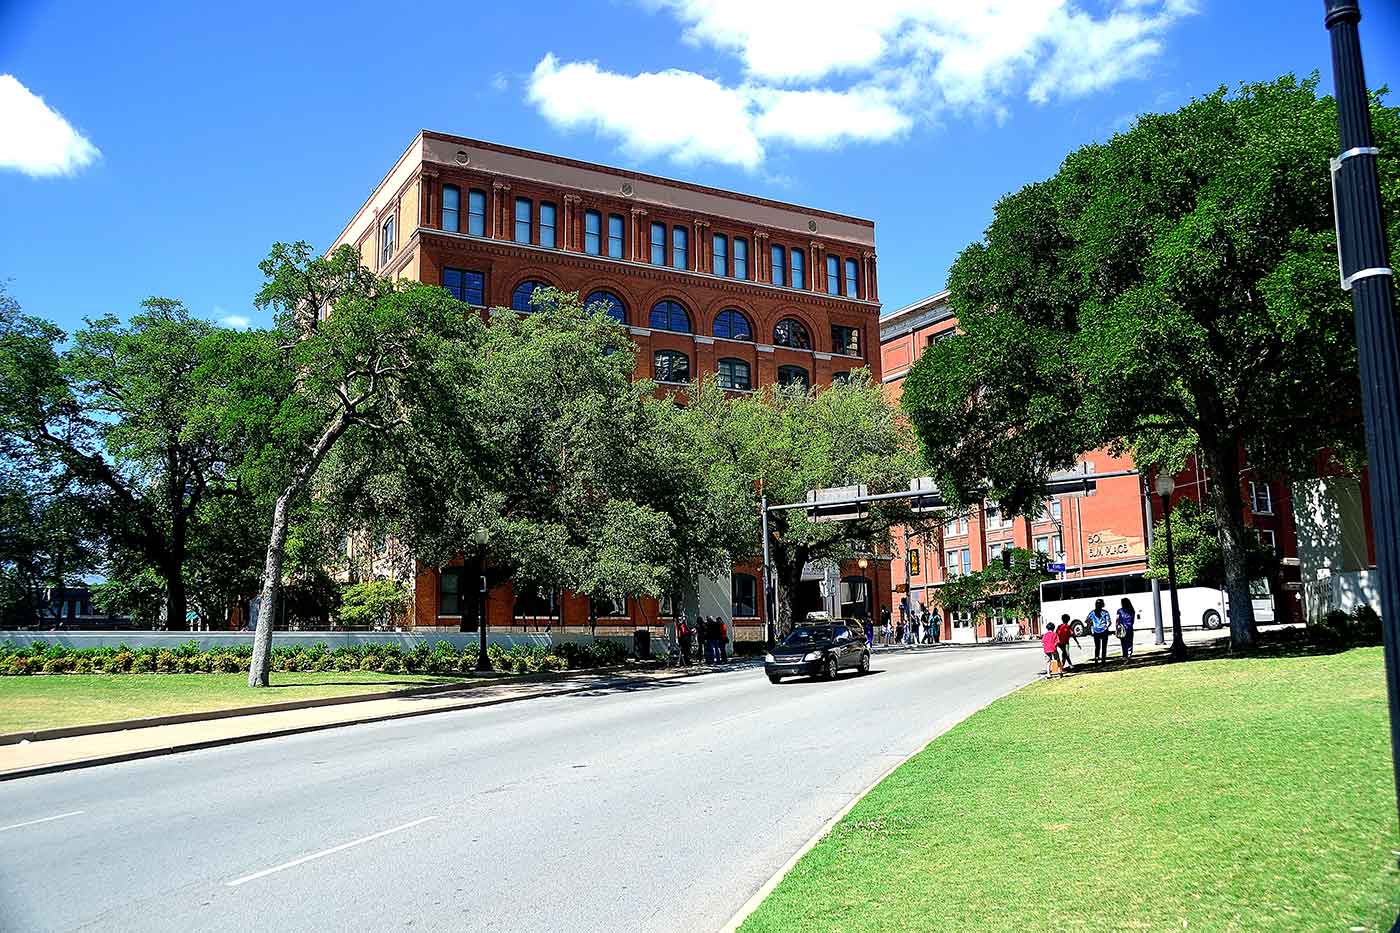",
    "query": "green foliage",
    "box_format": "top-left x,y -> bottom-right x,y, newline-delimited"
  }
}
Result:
0,638 -> 629,676
1144,497 -> 1276,587
935,548 -> 1049,621
900,76 -> 1400,646
336,579 -> 410,630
